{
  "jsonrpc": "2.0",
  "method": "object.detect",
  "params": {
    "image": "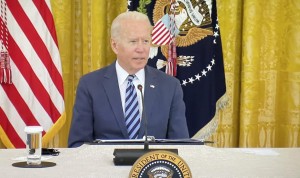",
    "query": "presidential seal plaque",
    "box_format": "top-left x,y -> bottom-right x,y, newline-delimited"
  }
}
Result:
129,150 -> 192,178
